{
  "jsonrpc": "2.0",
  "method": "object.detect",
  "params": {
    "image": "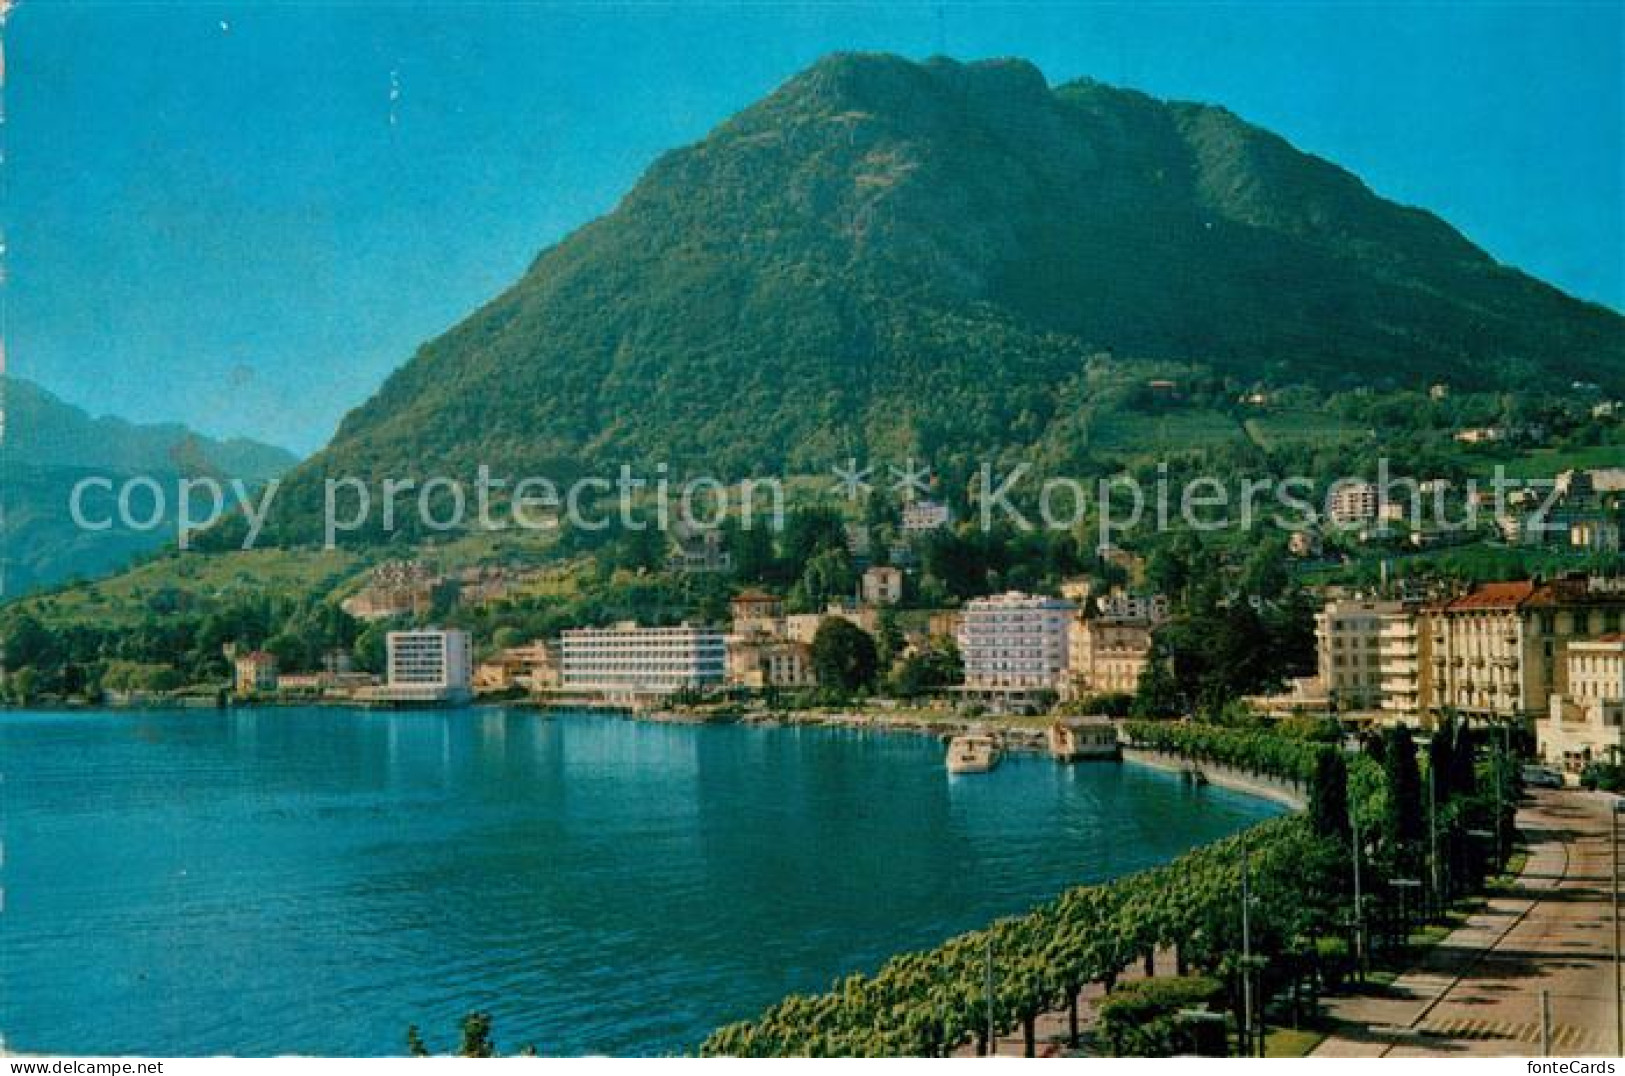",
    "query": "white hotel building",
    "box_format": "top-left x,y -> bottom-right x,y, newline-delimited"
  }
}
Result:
561,622 -> 727,702
957,592 -> 1075,711
380,628 -> 474,704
